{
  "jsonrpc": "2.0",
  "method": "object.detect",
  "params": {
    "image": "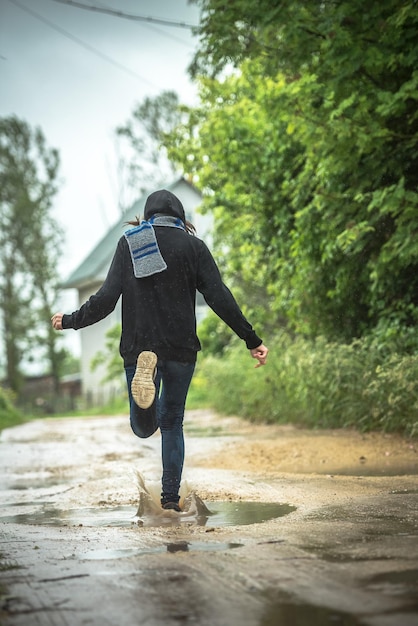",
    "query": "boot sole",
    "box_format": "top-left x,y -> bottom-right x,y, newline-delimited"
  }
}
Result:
131,351 -> 157,409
